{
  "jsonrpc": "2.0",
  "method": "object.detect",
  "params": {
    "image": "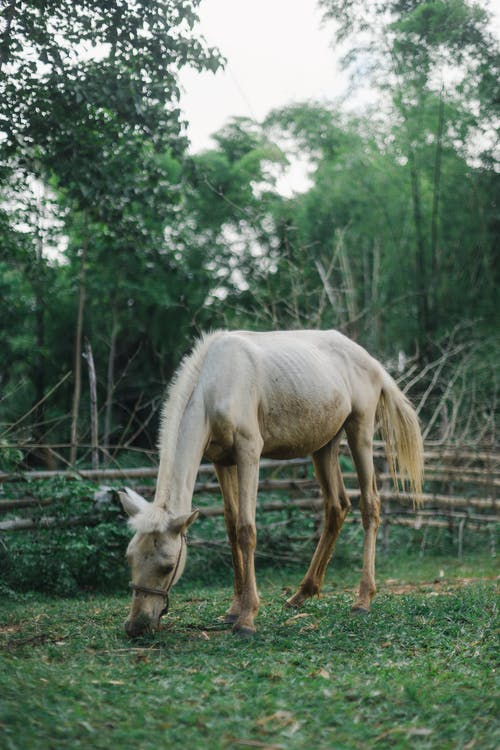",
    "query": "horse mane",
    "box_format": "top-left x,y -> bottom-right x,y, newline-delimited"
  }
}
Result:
155,330 -> 225,504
